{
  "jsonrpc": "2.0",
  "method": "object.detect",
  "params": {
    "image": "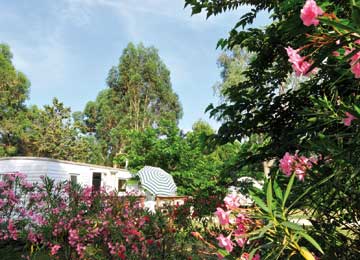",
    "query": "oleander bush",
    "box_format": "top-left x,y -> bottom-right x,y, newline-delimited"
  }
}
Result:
0,173 -> 195,259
